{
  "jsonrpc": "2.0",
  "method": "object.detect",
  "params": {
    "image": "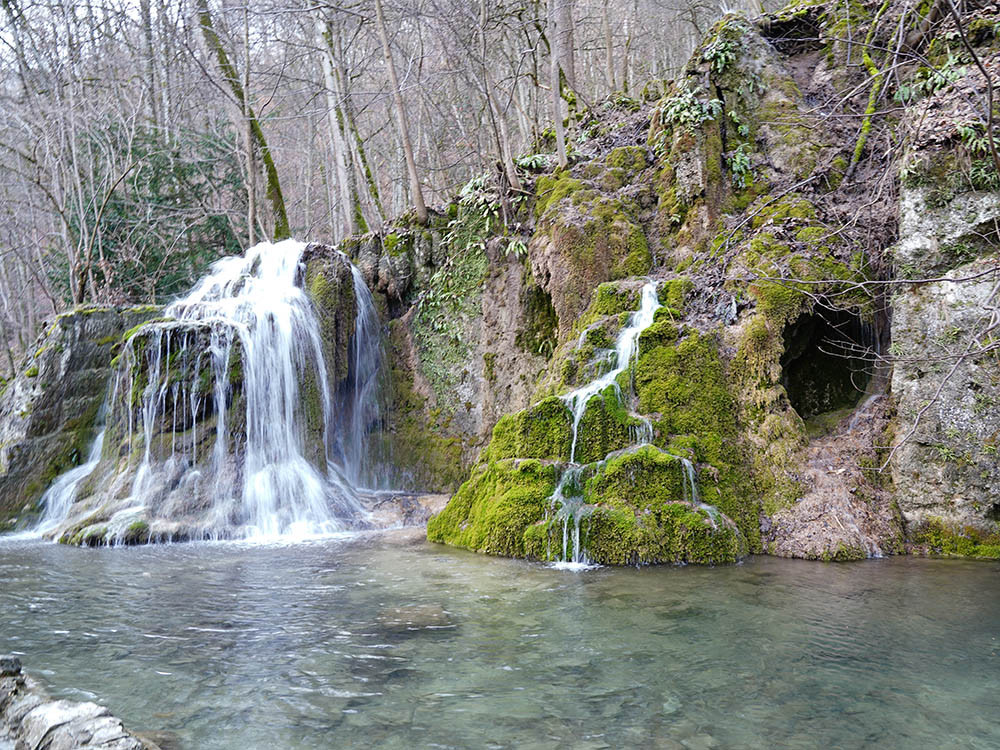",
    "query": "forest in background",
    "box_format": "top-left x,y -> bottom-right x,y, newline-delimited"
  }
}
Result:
0,0 -> 768,378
